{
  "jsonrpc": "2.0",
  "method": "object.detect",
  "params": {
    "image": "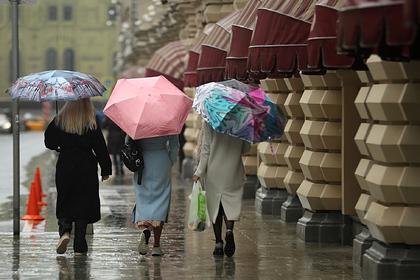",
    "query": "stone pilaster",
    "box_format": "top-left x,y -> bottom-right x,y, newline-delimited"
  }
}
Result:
358,55 -> 420,279
352,70 -> 375,267
242,144 -> 259,199
255,79 -> 289,215
296,72 -> 352,244
281,77 -> 305,222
